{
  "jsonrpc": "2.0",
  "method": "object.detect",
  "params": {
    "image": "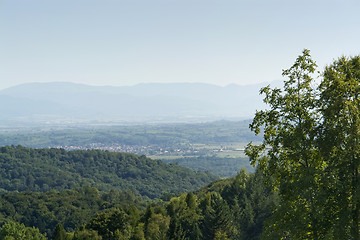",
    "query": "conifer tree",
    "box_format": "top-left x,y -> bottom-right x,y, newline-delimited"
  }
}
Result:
52,223 -> 66,240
